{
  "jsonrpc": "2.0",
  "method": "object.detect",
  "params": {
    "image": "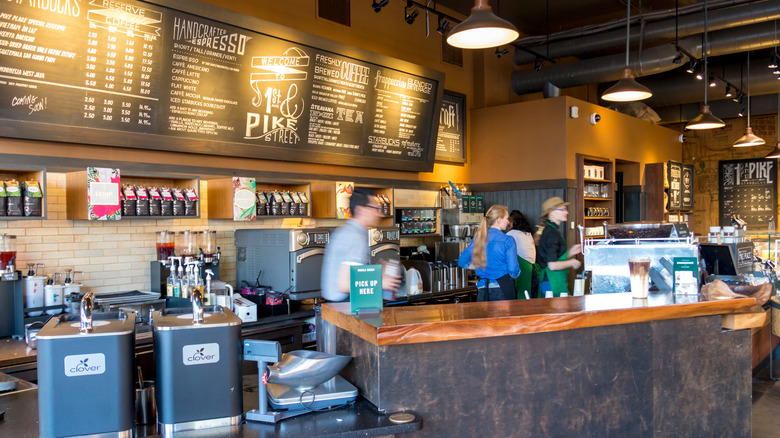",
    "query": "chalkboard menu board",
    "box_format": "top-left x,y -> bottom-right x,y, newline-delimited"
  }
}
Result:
0,0 -> 444,172
435,90 -> 465,163
666,160 -> 693,211
719,158 -> 777,227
